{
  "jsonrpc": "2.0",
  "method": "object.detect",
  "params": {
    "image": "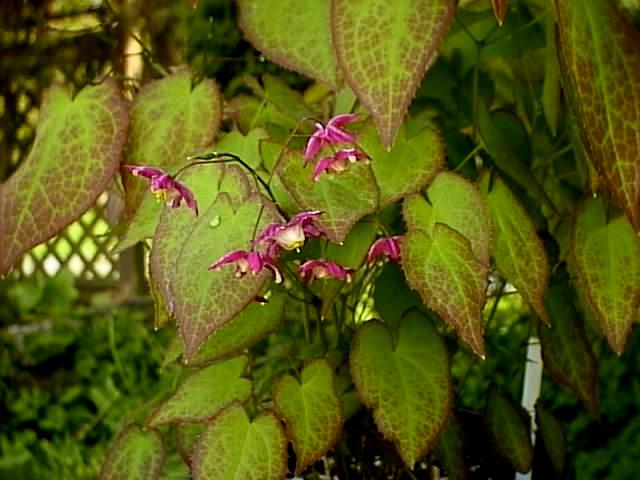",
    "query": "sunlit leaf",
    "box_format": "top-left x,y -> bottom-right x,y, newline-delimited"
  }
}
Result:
350,313 -> 452,467
434,416 -> 467,480
535,404 -> 567,475
100,426 -> 165,480
0,80 -> 127,275
215,128 -> 269,170
333,0 -> 455,148
491,0 -> 508,25
174,423 -> 204,467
